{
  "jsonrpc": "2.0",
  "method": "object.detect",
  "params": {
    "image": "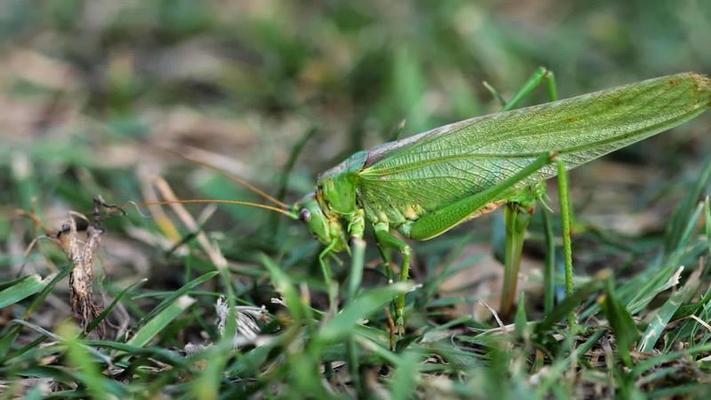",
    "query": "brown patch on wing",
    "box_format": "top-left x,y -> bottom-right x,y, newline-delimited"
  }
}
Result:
466,200 -> 506,221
